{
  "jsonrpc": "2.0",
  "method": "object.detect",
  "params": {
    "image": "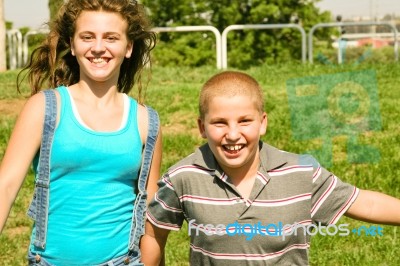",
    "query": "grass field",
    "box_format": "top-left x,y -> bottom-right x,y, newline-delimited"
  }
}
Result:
0,63 -> 399,265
